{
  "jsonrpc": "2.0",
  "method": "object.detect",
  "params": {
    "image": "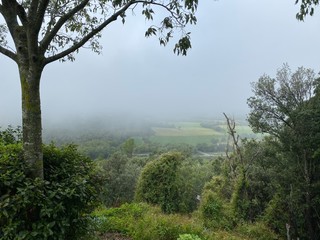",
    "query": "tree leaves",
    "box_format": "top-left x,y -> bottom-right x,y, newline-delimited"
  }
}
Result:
247,64 -> 317,135
0,0 -> 198,62
295,0 -> 319,20
174,35 -> 192,56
